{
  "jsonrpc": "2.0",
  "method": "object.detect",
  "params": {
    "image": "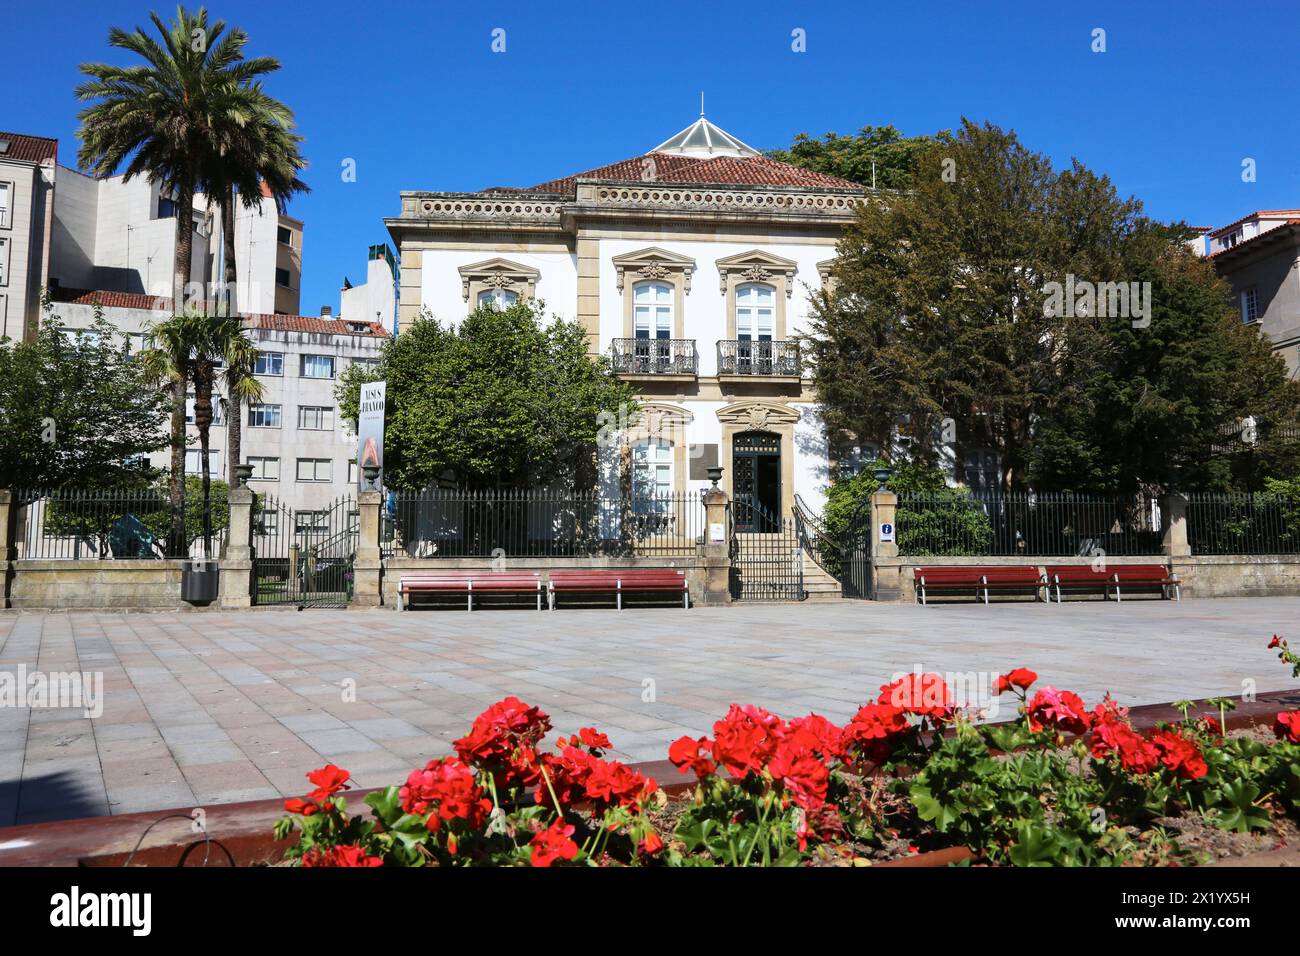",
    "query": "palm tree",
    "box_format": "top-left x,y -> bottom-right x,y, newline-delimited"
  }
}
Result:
140,313 -> 263,556
75,6 -> 287,310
